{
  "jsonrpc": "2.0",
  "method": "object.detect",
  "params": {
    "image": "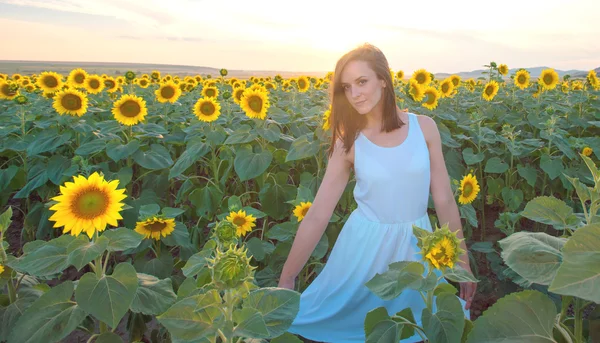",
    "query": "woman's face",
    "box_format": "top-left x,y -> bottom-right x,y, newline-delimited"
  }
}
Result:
340,60 -> 386,115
